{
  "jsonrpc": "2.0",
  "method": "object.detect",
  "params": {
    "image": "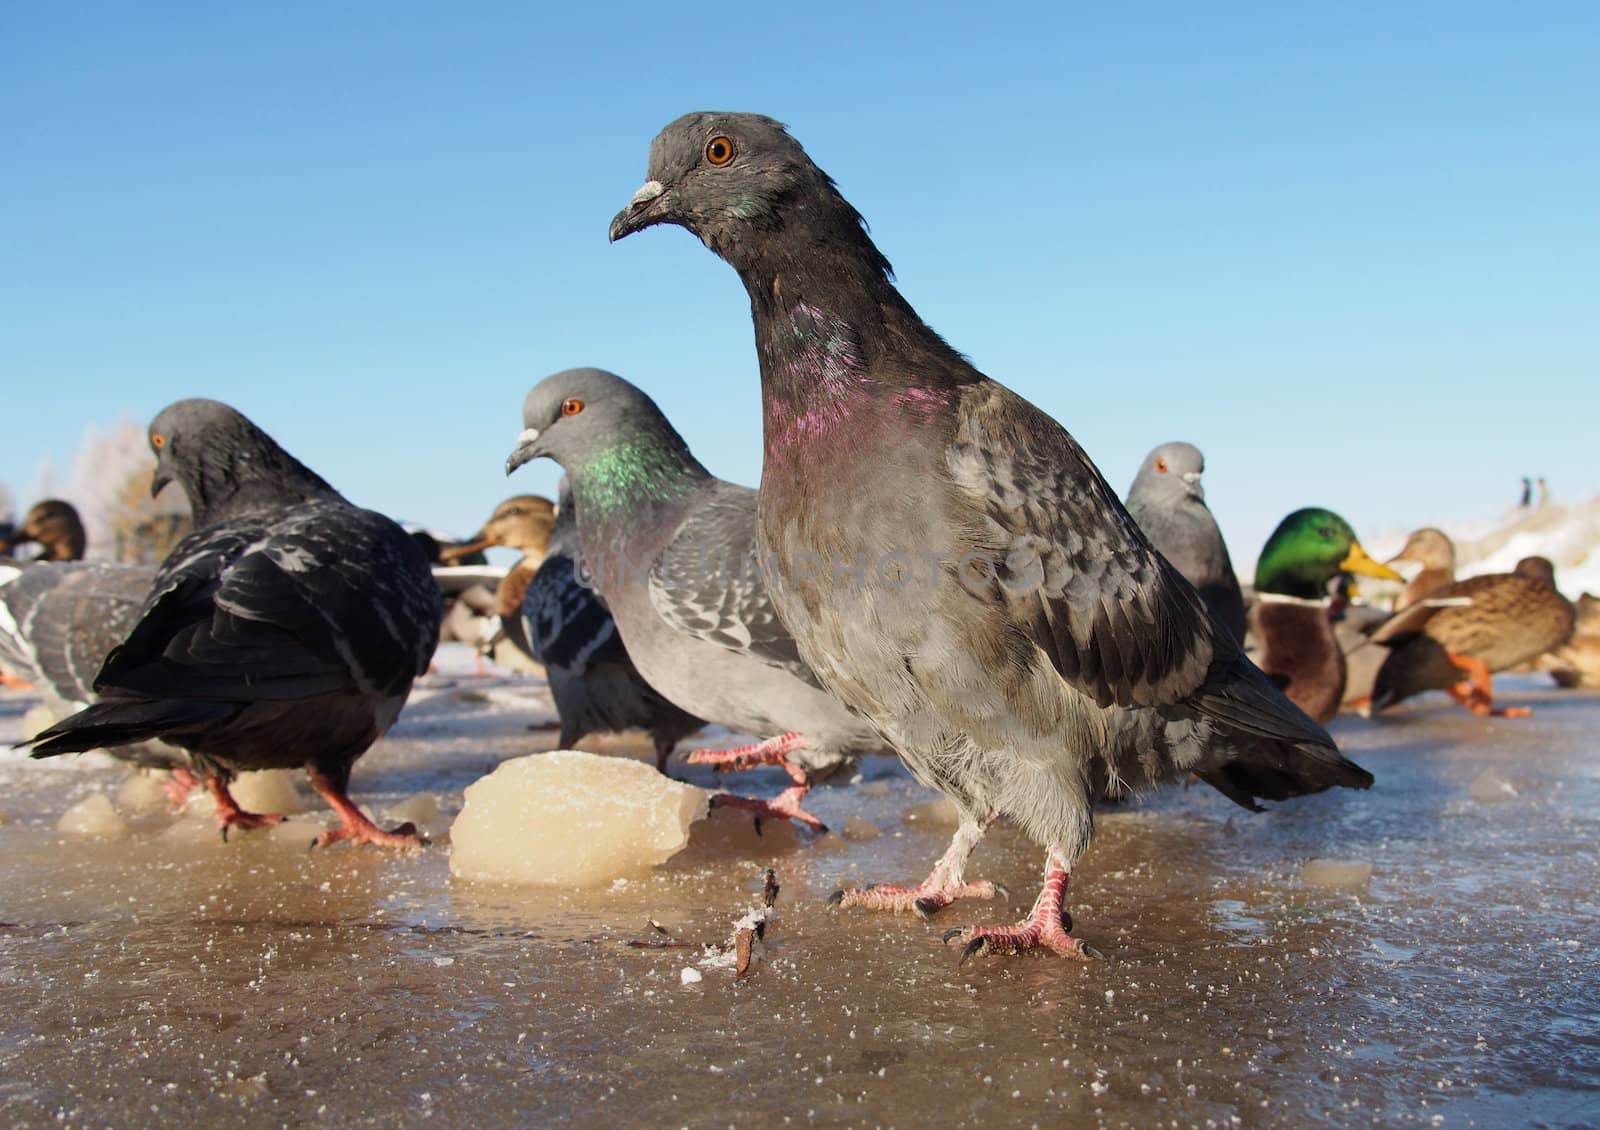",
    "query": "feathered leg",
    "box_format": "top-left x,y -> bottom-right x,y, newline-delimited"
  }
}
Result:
829,814 -> 1002,917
